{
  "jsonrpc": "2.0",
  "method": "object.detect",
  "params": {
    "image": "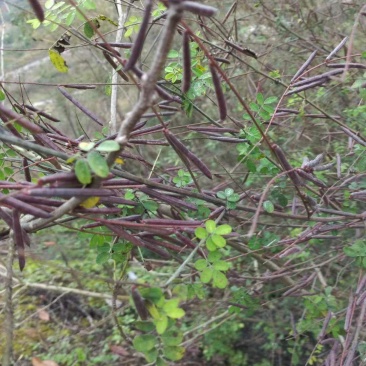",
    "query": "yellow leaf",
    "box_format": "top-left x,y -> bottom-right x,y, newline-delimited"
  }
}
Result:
146,302 -> 160,319
80,196 -> 100,208
114,157 -> 124,165
48,49 -> 68,73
